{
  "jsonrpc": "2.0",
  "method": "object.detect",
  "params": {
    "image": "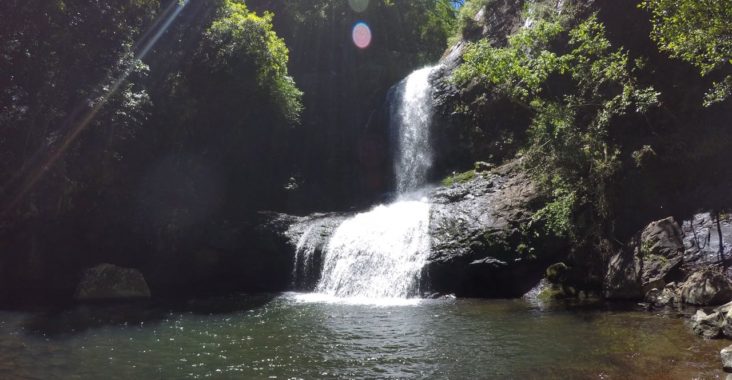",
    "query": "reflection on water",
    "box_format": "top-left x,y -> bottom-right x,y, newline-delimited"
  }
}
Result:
0,294 -> 726,379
